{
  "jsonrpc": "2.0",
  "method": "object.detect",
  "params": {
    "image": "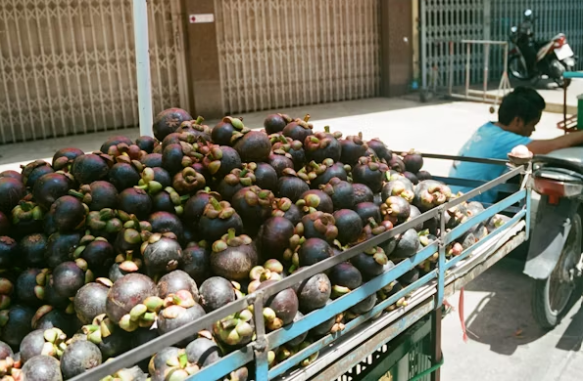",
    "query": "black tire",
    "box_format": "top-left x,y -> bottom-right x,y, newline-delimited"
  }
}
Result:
509,55 -> 534,81
532,213 -> 583,330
